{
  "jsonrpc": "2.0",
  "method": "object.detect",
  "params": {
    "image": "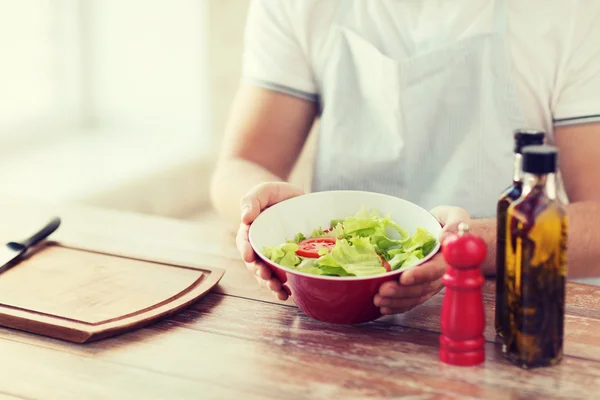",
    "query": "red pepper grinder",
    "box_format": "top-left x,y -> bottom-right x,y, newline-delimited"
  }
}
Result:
439,222 -> 487,366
